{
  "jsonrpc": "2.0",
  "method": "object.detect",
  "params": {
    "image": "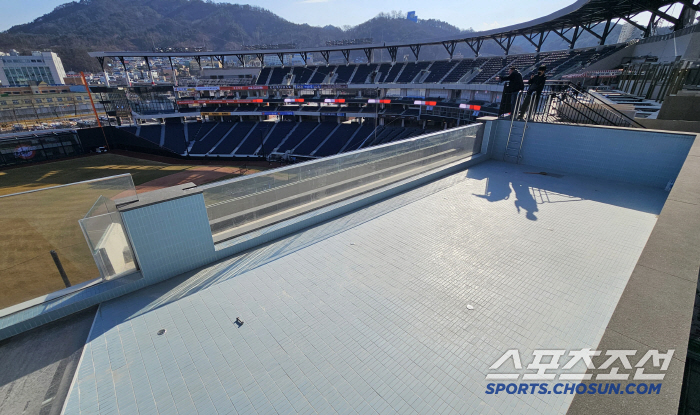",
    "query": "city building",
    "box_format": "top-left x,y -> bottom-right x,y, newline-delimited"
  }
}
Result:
0,50 -> 67,86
